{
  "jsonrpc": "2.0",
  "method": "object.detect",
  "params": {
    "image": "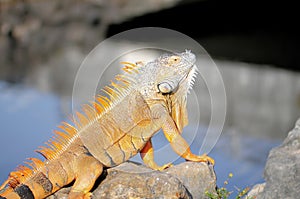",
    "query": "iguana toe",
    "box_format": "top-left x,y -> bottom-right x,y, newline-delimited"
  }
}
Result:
197,154 -> 215,165
153,162 -> 173,171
